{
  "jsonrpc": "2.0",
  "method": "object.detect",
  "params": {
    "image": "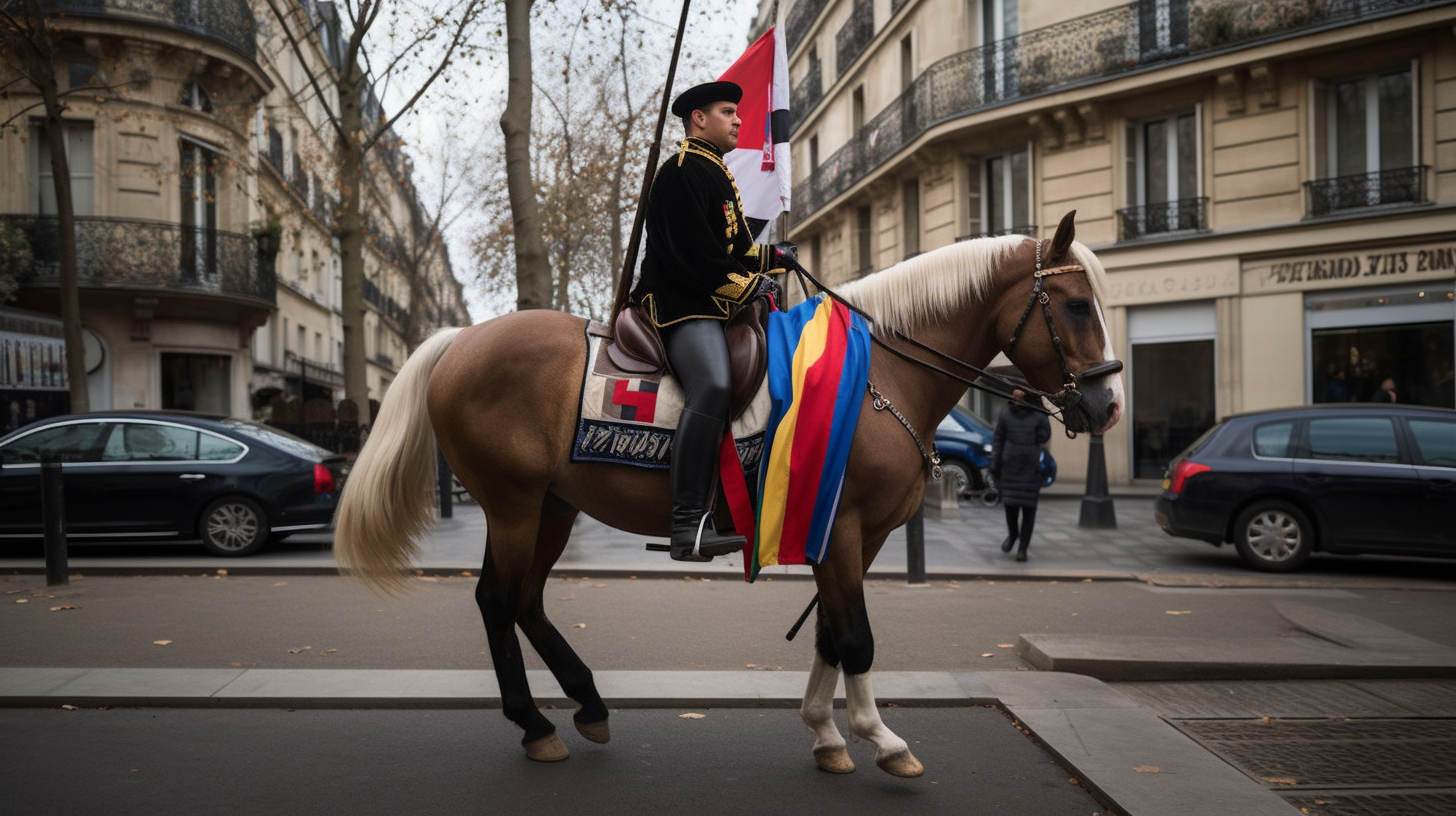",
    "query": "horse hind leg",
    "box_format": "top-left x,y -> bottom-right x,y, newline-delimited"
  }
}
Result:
475,500 -> 568,761
514,495 -> 610,745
